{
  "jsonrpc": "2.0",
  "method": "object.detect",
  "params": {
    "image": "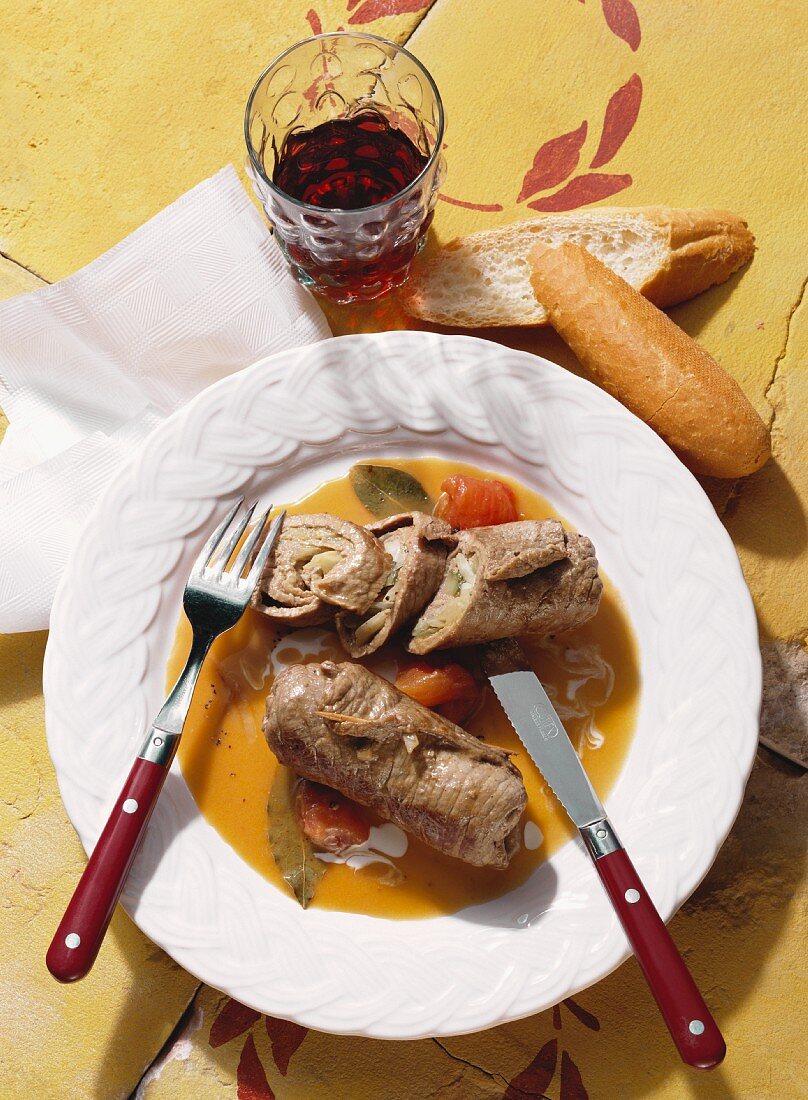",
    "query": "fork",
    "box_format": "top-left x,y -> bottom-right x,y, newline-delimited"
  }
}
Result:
46,499 -> 285,983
